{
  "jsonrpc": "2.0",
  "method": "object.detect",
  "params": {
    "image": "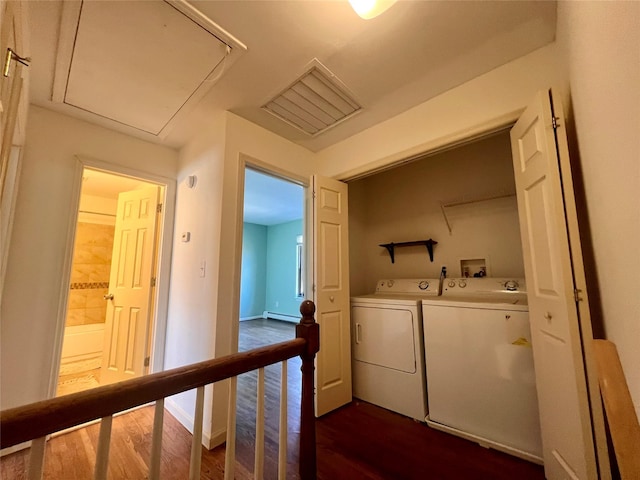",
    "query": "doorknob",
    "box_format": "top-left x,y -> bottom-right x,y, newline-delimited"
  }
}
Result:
544,312 -> 552,320
104,293 -> 114,301
330,296 -> 335,302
